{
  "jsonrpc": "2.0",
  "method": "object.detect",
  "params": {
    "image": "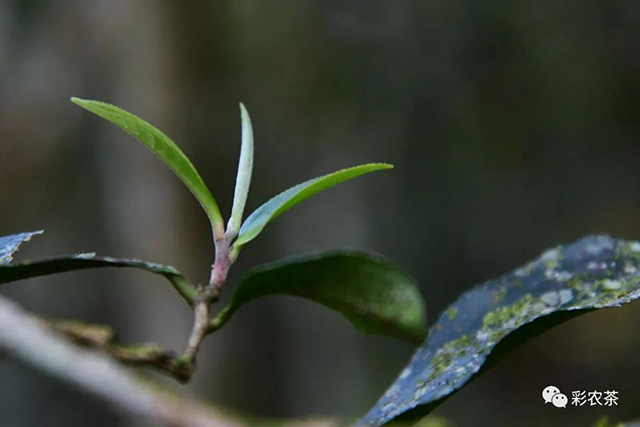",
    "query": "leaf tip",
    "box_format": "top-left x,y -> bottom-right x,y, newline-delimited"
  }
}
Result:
23,230 -> 44,240
361,162 -> 394,172
238,102 -> 253,131
70,97 -> 94,110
